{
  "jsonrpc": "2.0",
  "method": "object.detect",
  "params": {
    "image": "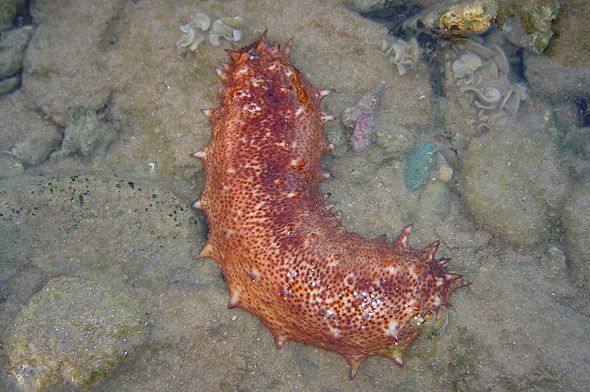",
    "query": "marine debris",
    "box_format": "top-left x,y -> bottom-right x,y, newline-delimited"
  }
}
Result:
342,81 -> 386,153
449,39 -> 523,133
381,36 -> 419,75
403,0 -> 498,38
209,17 -> 243,46
177,11 -> 243,52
